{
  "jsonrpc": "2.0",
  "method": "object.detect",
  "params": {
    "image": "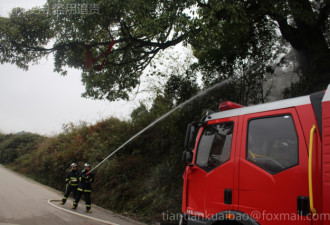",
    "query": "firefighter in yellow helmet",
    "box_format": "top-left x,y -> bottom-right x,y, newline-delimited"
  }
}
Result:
72,163 -> 94,213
